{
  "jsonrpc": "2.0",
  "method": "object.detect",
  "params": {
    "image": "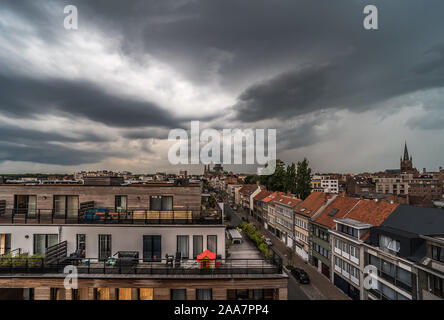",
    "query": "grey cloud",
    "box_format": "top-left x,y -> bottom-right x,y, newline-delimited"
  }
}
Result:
0,73 -> 180,128
0,142 -> 109,166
